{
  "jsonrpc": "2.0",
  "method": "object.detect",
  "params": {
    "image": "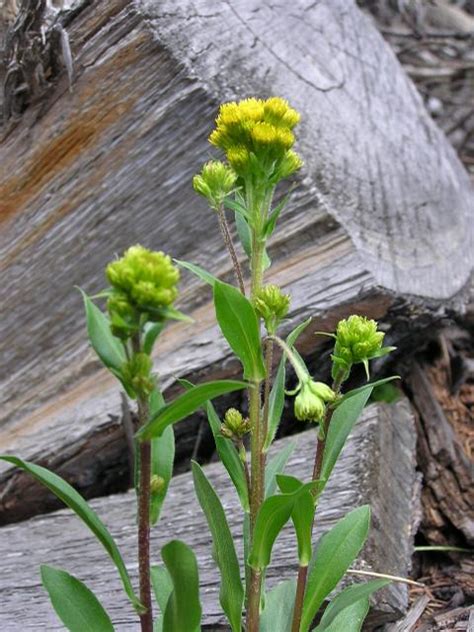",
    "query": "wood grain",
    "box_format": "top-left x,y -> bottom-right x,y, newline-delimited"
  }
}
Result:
0,0 -> 471,520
